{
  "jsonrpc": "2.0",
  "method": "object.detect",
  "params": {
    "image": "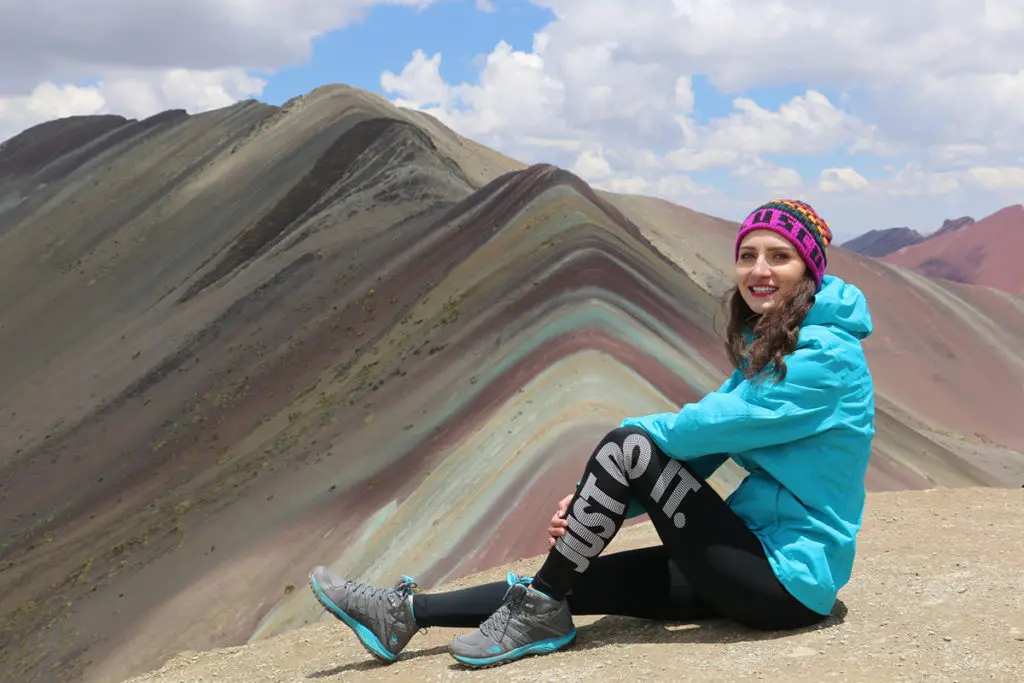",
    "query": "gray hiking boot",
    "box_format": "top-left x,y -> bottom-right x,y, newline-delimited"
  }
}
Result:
449,573 -> 576,668
308,566 -> 420,663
